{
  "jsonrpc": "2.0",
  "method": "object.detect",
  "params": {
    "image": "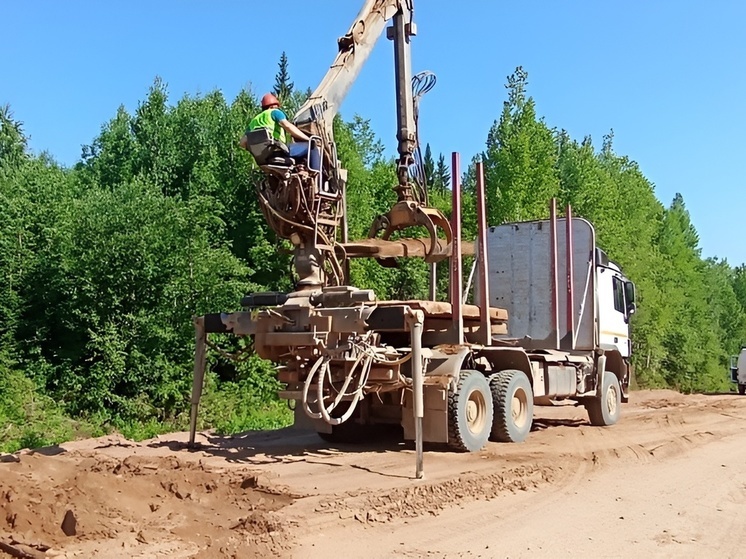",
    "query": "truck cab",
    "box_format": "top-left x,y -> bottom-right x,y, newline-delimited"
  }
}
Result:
595,248 -> 636,358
